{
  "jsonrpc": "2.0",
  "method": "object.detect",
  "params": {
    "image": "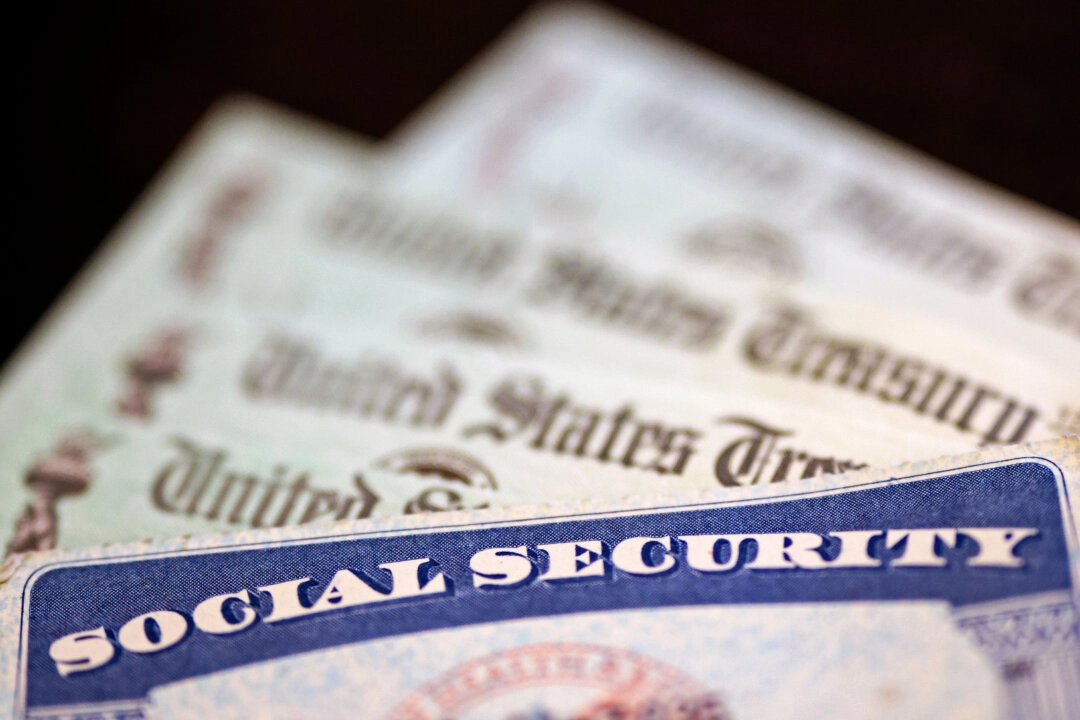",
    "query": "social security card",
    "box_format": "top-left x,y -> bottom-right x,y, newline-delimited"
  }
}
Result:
2,437 -> 1077,719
